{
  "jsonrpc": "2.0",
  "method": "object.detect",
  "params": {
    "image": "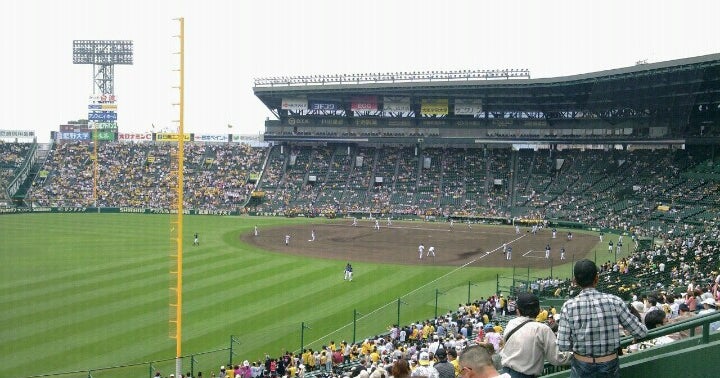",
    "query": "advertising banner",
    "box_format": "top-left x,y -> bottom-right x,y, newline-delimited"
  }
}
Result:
194,134 -> 229,142
308,100 -> 342,111
383,96 -> 411,112
0,130 -> 35,138
58,132 -> 91,141
454,99 -> 483,115
281,97 -> 308,111
88,122 -> 118,130
95,131 -> 115,141
118,132 -> 153,141
88,94 -> 117,103
155,133 -> 191,142
88,111 -> 117,121
88,104 -> 118,110
421,99 -> 449,116
351,96 -> 378,111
